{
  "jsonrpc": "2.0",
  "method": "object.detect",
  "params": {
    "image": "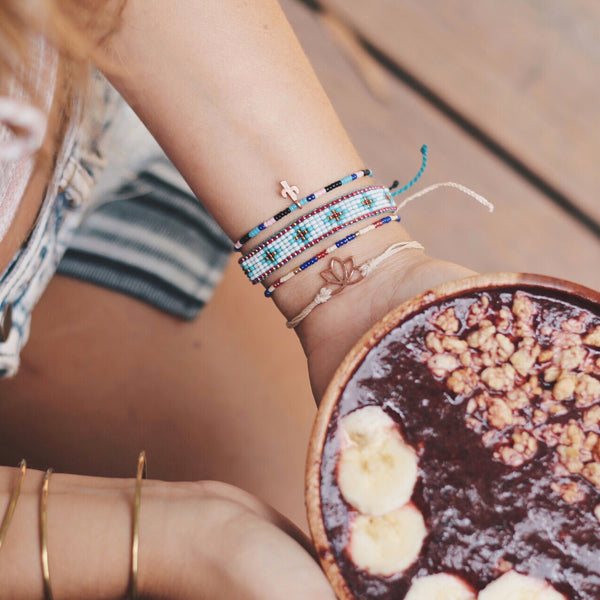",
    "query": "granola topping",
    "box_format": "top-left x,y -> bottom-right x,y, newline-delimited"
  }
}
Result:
423,291 -> 600,508
320,286 -> 600,600
583,325 -> 600,347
